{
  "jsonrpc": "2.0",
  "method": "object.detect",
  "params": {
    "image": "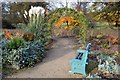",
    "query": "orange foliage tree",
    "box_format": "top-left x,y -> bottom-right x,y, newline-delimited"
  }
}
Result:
55,16 -> 80,31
